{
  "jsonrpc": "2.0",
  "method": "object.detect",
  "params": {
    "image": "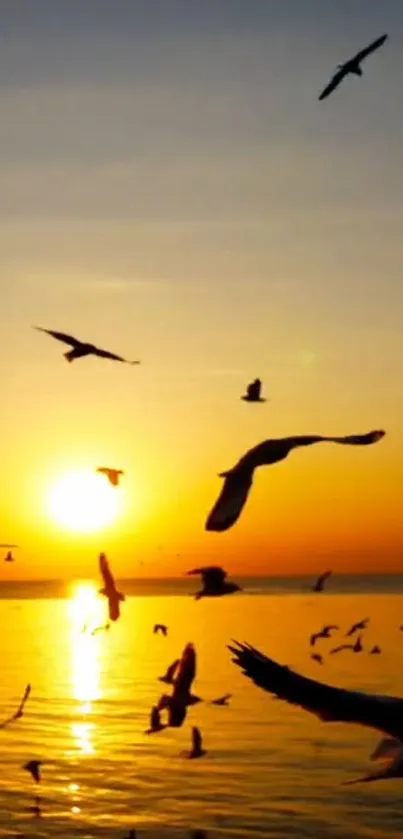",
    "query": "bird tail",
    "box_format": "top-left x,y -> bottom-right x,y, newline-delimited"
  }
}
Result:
63,350 -> 75,363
